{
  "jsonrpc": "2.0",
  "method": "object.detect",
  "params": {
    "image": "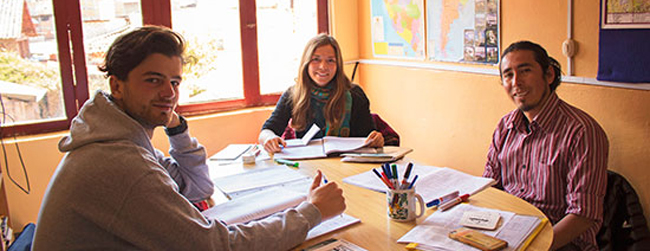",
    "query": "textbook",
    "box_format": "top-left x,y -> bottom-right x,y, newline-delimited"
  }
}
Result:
273,136 -> 370,160
340,146 -> 413,163
202,187 -> 307,225
202,186 -> 360,241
